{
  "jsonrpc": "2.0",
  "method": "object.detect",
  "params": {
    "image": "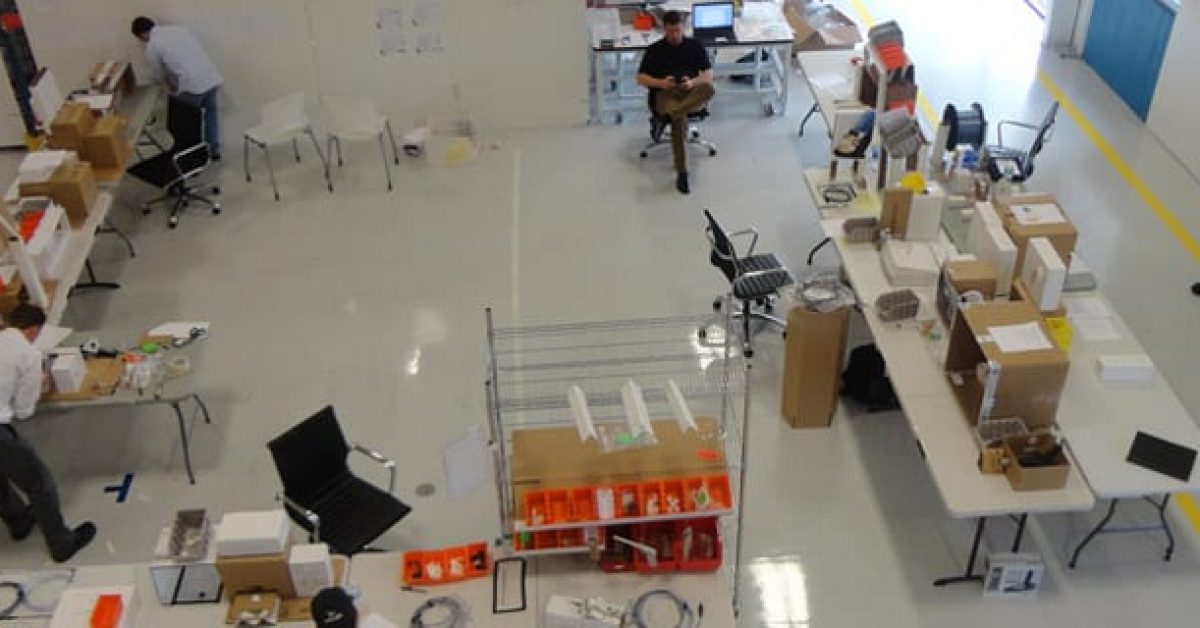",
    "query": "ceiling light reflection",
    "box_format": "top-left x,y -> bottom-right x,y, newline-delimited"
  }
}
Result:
749,557 -> 810,624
